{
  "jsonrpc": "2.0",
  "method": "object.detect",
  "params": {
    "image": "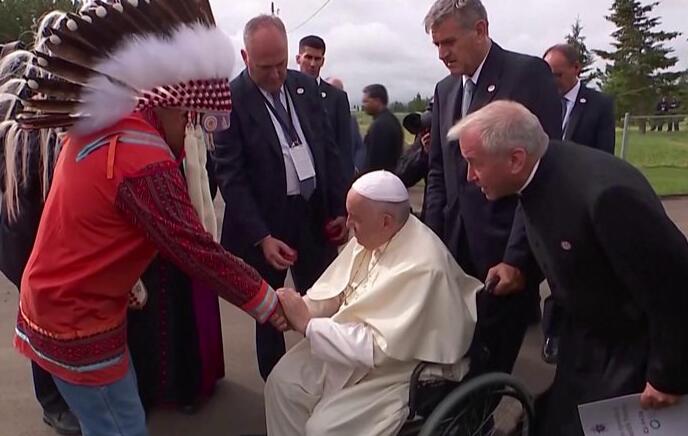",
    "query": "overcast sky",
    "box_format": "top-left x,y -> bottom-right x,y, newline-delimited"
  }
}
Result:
210,0 -> 688,104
